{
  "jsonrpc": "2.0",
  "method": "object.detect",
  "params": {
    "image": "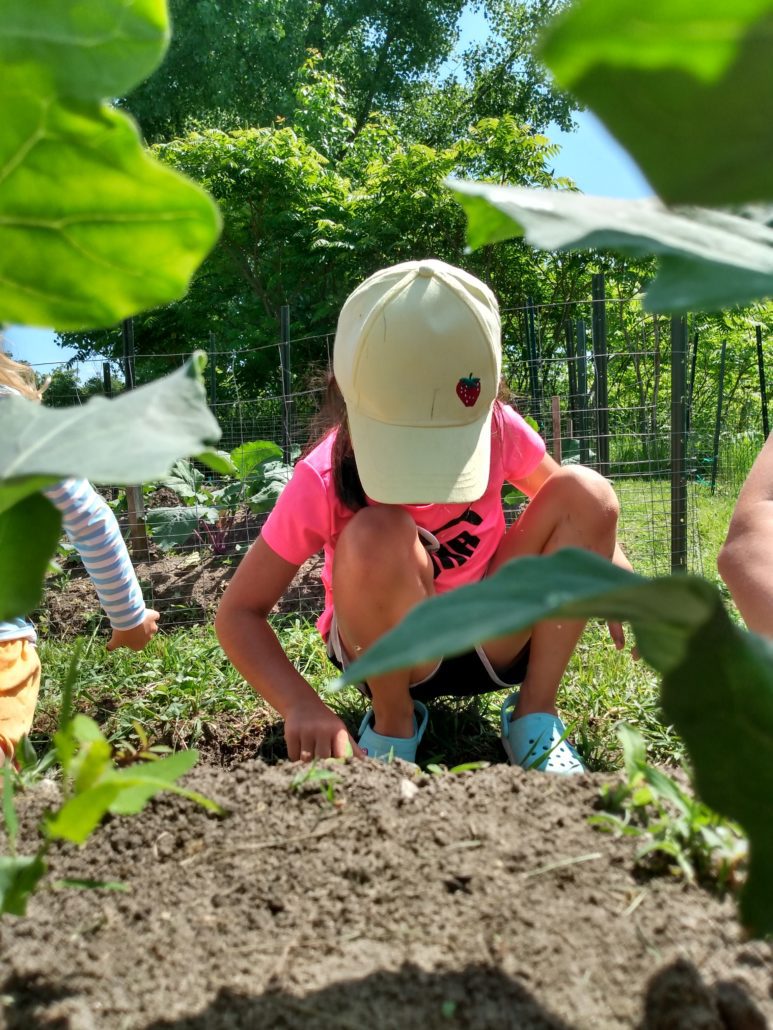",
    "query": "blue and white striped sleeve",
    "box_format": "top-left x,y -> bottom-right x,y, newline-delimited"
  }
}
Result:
43,479 -> 147,631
